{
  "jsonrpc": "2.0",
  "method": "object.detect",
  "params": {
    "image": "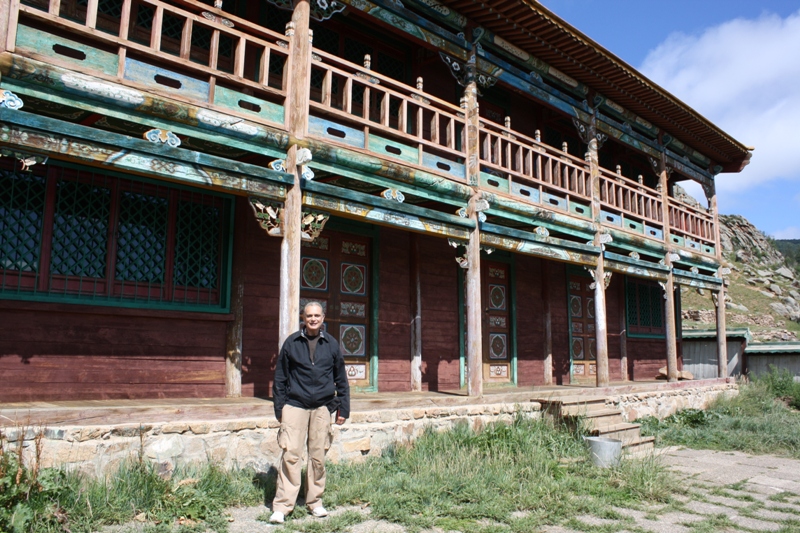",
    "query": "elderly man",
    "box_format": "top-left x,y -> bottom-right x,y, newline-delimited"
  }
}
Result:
269,301 -> 350,524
